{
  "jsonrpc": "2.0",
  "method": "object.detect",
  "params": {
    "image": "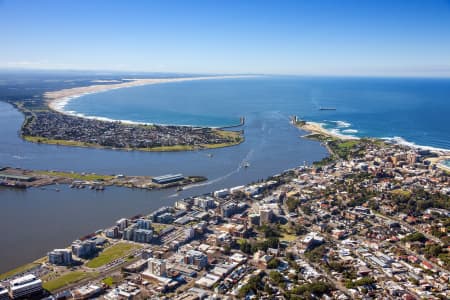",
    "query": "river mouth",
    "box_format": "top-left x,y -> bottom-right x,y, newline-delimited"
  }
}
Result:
2,74 -> 450,273
0,100 -> 328,273
61,76 -> 450,151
